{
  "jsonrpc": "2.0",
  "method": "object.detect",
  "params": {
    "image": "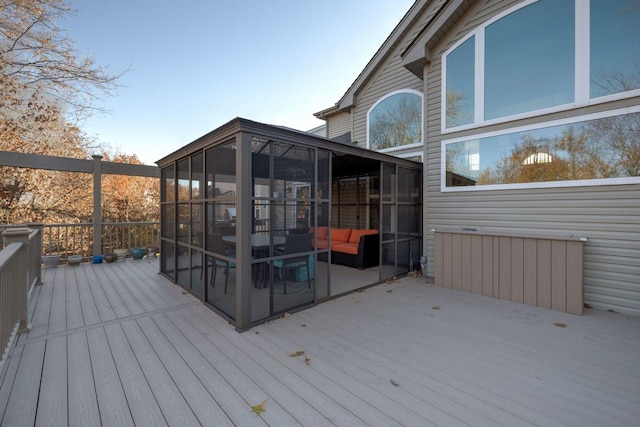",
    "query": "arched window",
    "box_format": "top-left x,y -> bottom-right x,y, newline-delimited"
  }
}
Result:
367,90 -> 423,151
